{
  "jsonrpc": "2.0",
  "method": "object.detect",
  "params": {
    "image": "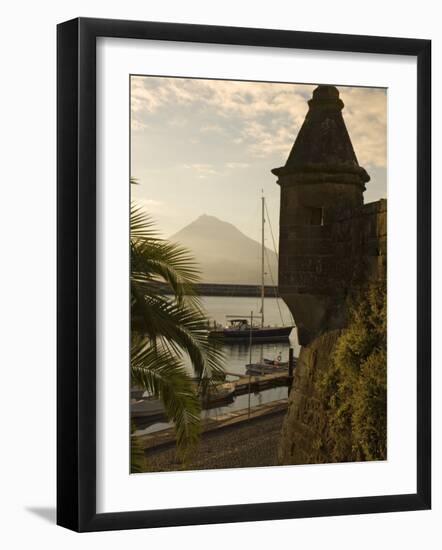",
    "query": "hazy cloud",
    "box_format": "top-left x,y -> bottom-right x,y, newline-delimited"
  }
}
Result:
226,162 -> 250,169
131,76 -> 386,170
183,163 -> 220,178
